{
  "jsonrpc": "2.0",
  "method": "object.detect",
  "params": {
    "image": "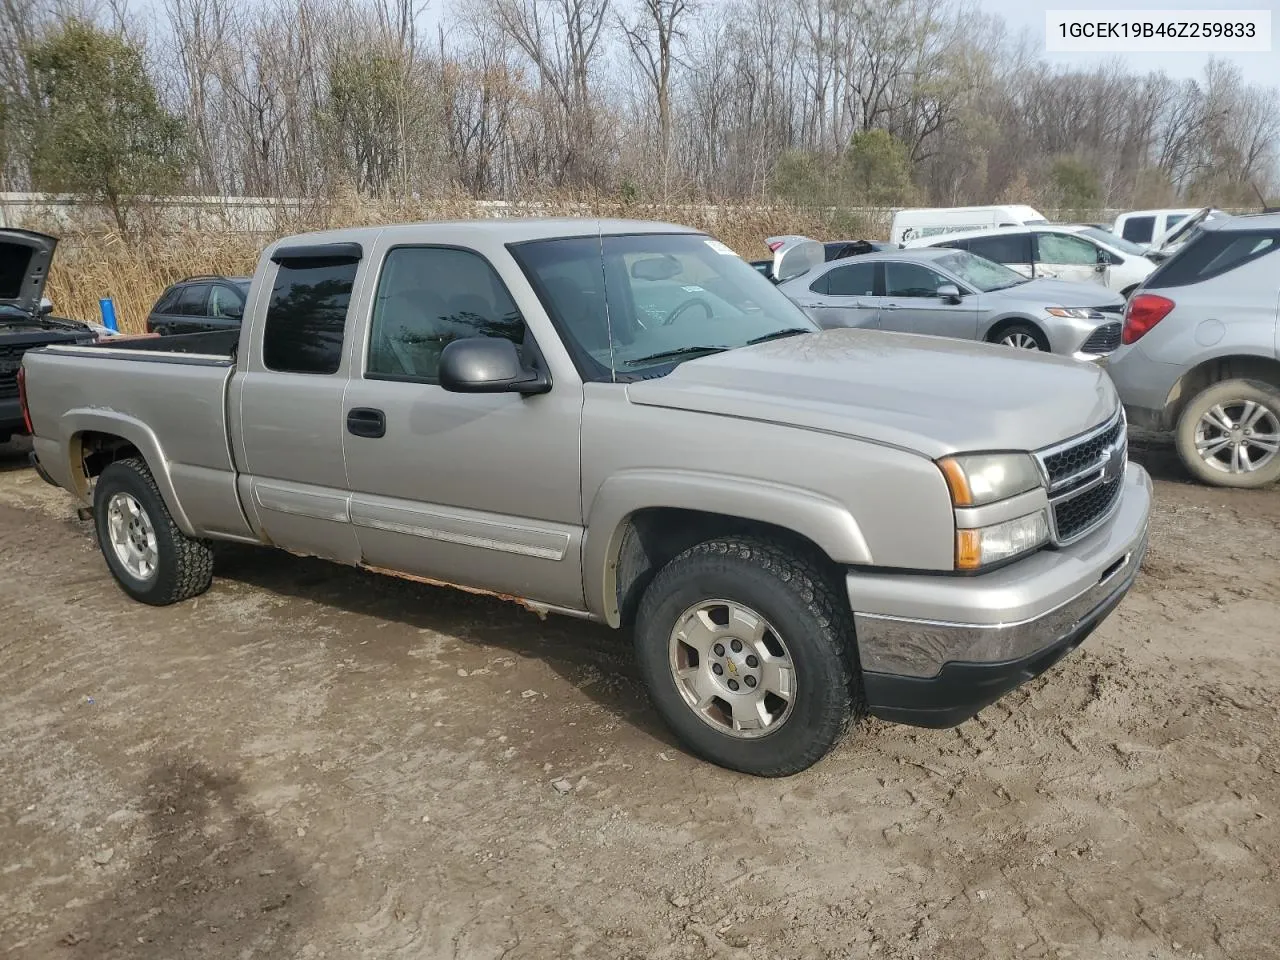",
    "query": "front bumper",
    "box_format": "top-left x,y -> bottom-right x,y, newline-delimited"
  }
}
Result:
848,462 -> 1152,728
